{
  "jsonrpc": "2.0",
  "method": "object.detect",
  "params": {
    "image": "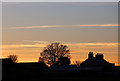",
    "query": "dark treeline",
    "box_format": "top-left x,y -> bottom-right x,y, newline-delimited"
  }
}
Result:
1,58 -> 120,81
1,43 -> 120,81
